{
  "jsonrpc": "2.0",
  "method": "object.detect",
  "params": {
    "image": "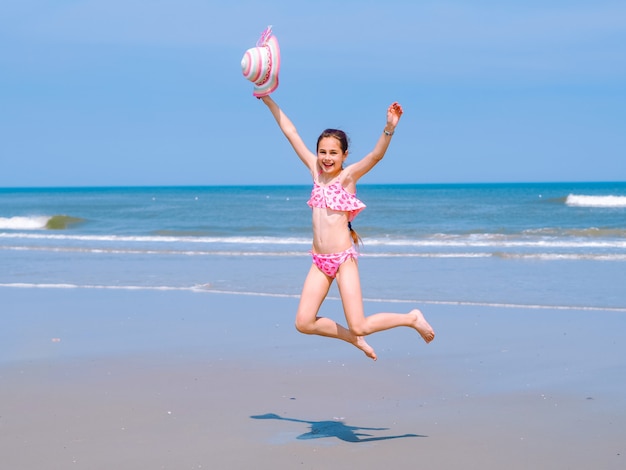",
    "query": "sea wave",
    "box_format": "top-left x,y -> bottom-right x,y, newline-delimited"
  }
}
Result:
365,236 -> 626,249
2,244 -> 625,261
523,227 -> 626,238
0,245 -> 309,257
1,231 -> 625,250
0,232 -> 311,245
494,252 -> 626,261
2,282 -> 625,312
565,194 -> 626,208
0,215 -> 84,230
0,216 -> 50,230
0,244 -> 494,258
